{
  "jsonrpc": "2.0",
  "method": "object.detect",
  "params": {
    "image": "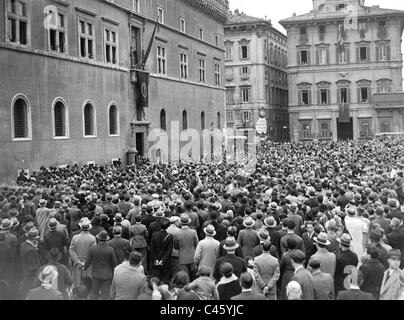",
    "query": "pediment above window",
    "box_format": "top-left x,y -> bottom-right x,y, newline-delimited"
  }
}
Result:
238,38 -> 251,45
316,81 -> 331,88
336,79 -> 351,86
376,78 -> 392,84
356,79 -> 372,86
297,82 -> 312,88
224,40 -> 234,46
